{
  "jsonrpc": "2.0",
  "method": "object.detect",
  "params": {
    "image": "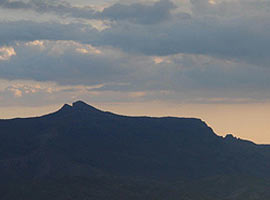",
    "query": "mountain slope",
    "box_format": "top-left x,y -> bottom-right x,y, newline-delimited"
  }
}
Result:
0,101 -> 270,199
